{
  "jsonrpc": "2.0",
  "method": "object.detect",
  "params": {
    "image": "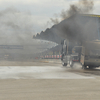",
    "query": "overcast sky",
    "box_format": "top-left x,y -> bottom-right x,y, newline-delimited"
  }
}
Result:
0,0 -> 100,34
